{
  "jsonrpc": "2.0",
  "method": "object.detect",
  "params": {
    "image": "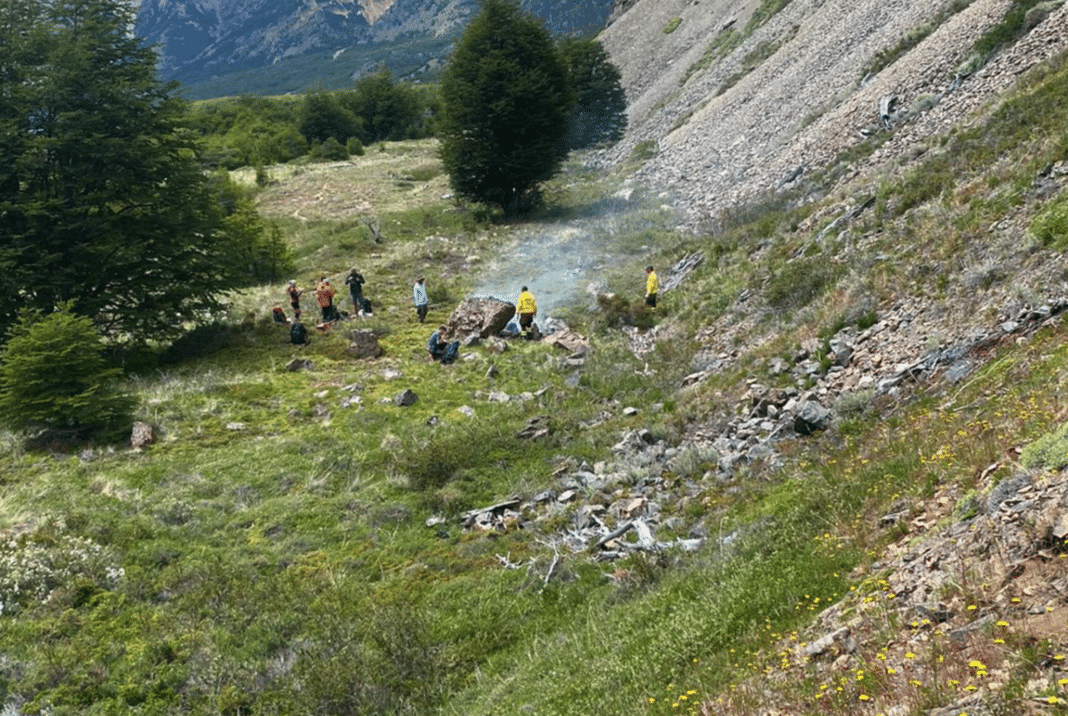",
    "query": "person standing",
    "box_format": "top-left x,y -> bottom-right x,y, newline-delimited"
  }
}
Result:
315,277 -> 337,322
644,265 -> 658,308
287,280 -> 303,321
413,276 -> 429,323
345,268 -> 366,311
516,285 -> 537,339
